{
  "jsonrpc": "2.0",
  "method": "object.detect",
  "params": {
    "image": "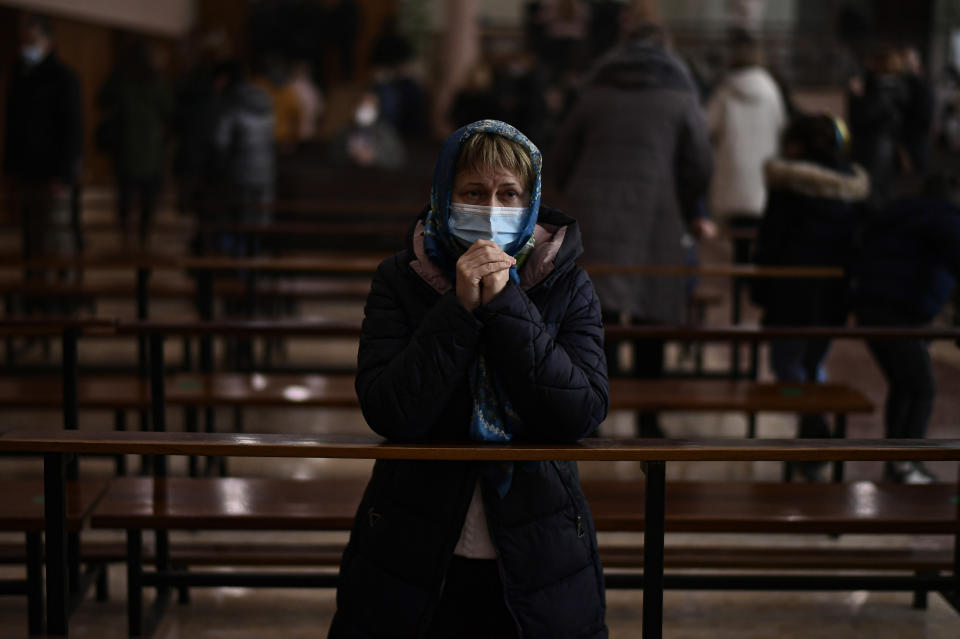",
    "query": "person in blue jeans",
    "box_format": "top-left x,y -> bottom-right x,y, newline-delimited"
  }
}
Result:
753,113 -> 870,481
850,174 -> 960,483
